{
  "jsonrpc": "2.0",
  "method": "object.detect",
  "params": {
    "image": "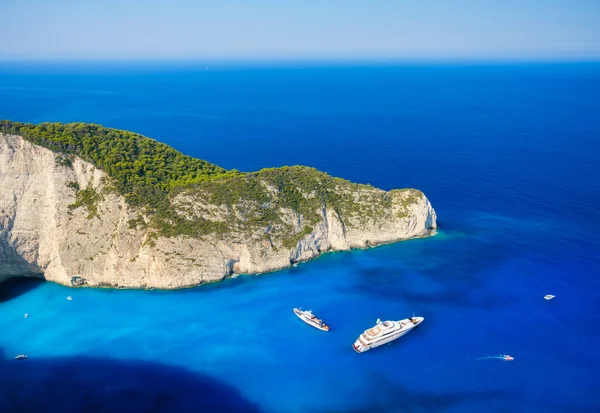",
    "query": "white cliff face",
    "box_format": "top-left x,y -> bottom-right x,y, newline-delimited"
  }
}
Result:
0,134 -> 437,289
